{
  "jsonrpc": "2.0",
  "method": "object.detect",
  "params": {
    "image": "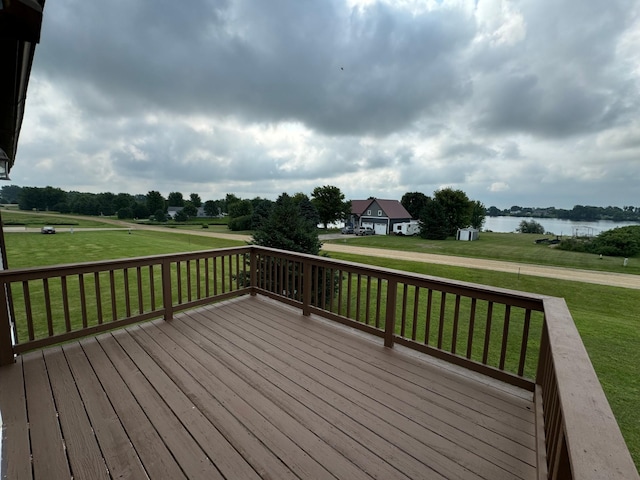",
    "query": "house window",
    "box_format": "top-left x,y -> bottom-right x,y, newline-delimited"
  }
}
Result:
378,210 -> 382,216
367,209 -> 371,215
